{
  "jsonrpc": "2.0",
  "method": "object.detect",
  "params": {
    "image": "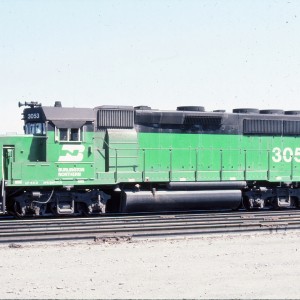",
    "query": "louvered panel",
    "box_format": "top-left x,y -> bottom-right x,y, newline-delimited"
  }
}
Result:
283,121 -> 300,135
184,116 -> 222,129
98,109 -> 134,128
243,119 -> 283,135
